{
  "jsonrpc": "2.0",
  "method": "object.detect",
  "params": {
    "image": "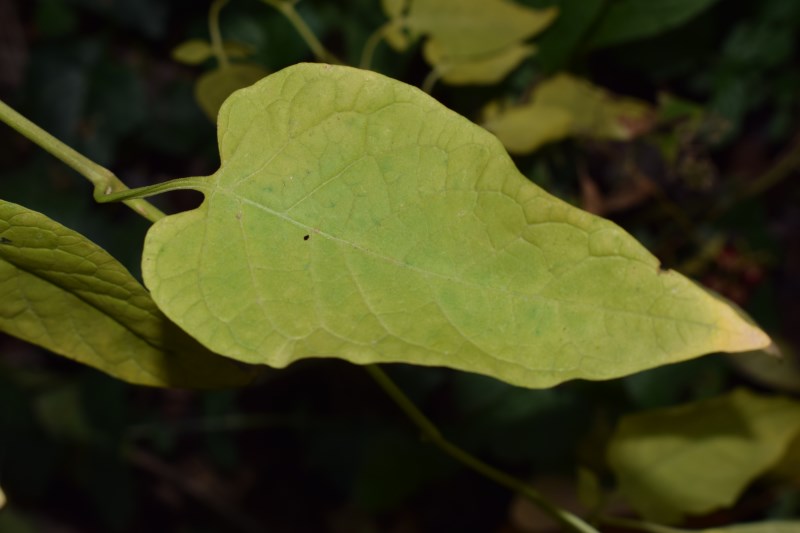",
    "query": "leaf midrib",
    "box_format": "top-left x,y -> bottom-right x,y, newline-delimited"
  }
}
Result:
213,188 -> 733,334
